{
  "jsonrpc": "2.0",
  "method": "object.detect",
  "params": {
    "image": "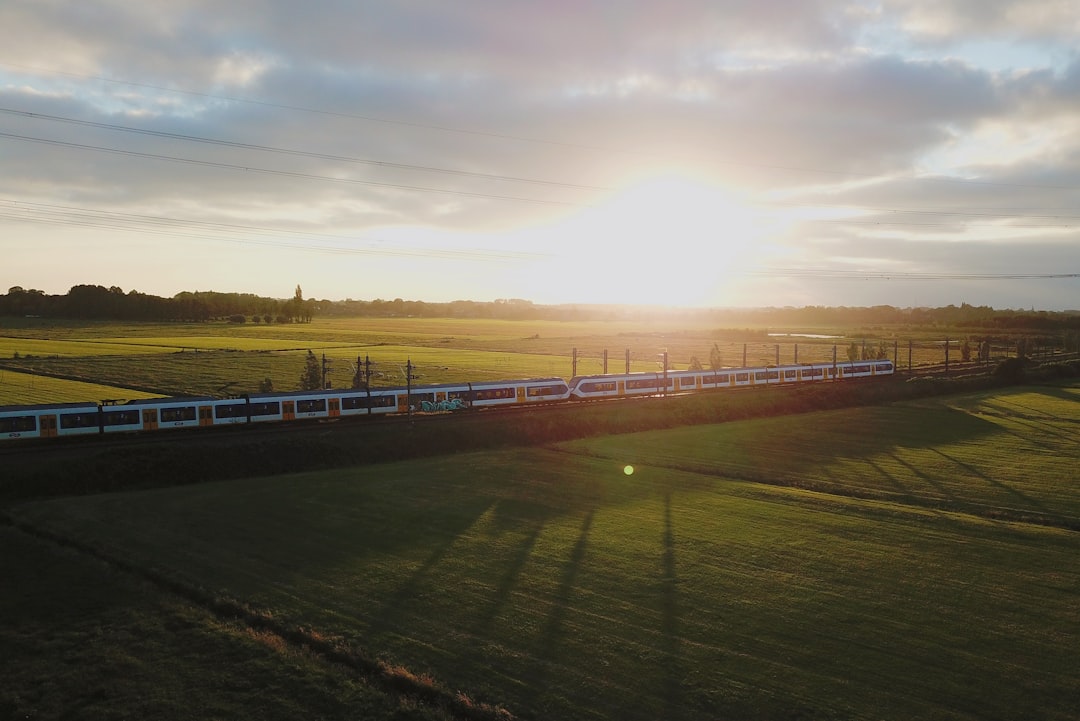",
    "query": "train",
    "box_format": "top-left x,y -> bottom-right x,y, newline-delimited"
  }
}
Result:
0,359 -> 895,441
